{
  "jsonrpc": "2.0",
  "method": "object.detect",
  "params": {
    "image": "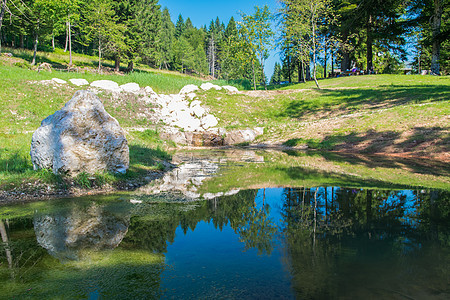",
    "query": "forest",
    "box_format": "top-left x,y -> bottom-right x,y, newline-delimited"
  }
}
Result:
0,0 -> 448,88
